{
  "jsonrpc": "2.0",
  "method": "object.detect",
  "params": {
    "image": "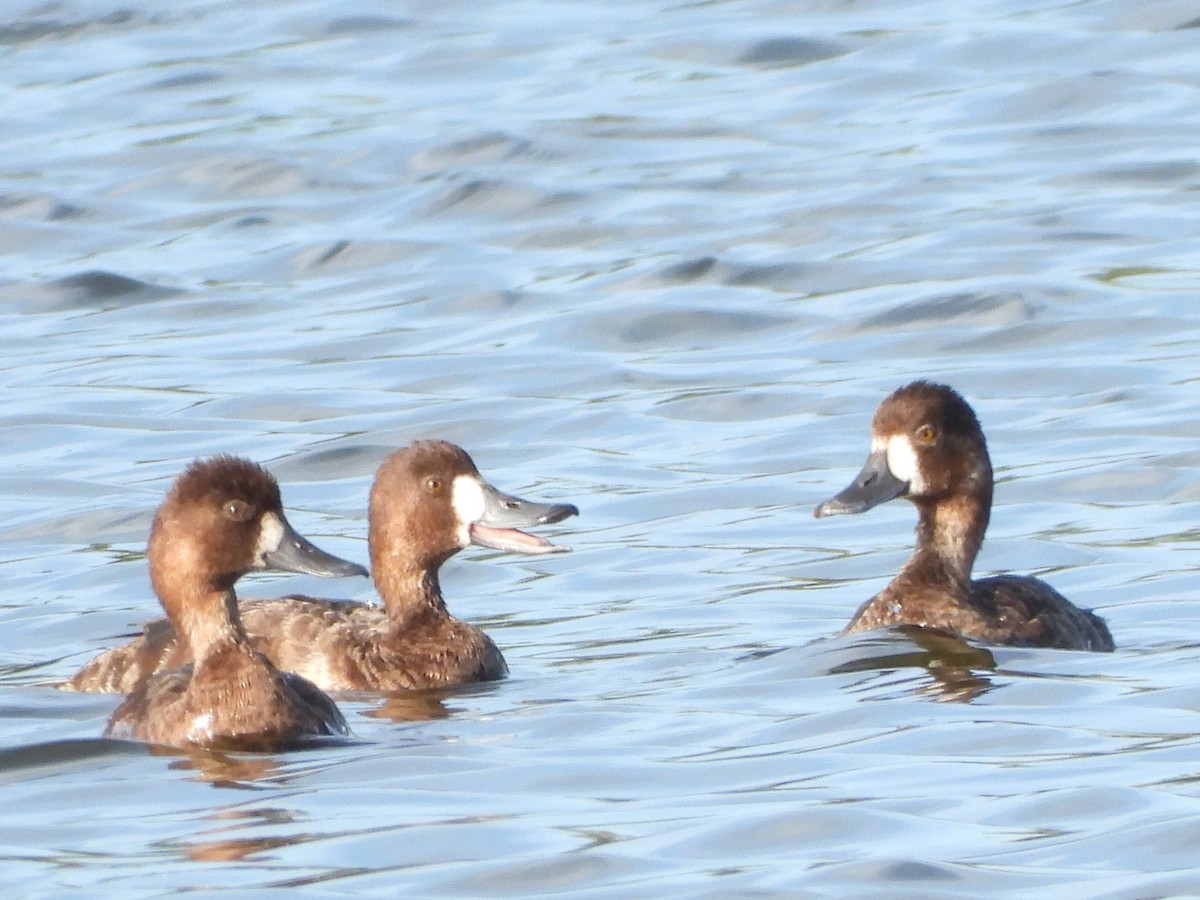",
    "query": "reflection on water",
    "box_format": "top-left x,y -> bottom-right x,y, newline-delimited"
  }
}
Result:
3,0 -> 1200,894
174,807 -> 311,863
828,626 -> 998,703
363,690 -> 451,724
182,833 -> 303,864
165,746 -> 286,789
